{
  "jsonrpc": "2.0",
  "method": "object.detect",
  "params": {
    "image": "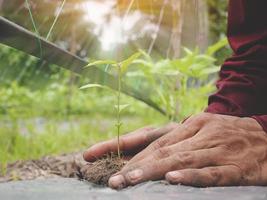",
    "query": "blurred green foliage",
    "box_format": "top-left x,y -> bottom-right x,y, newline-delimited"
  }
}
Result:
0,44 -> 61,88
207,0 -> 231,64
0,79 -> 166,166
125,38 -> 228,120
207,0 -> 228,41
